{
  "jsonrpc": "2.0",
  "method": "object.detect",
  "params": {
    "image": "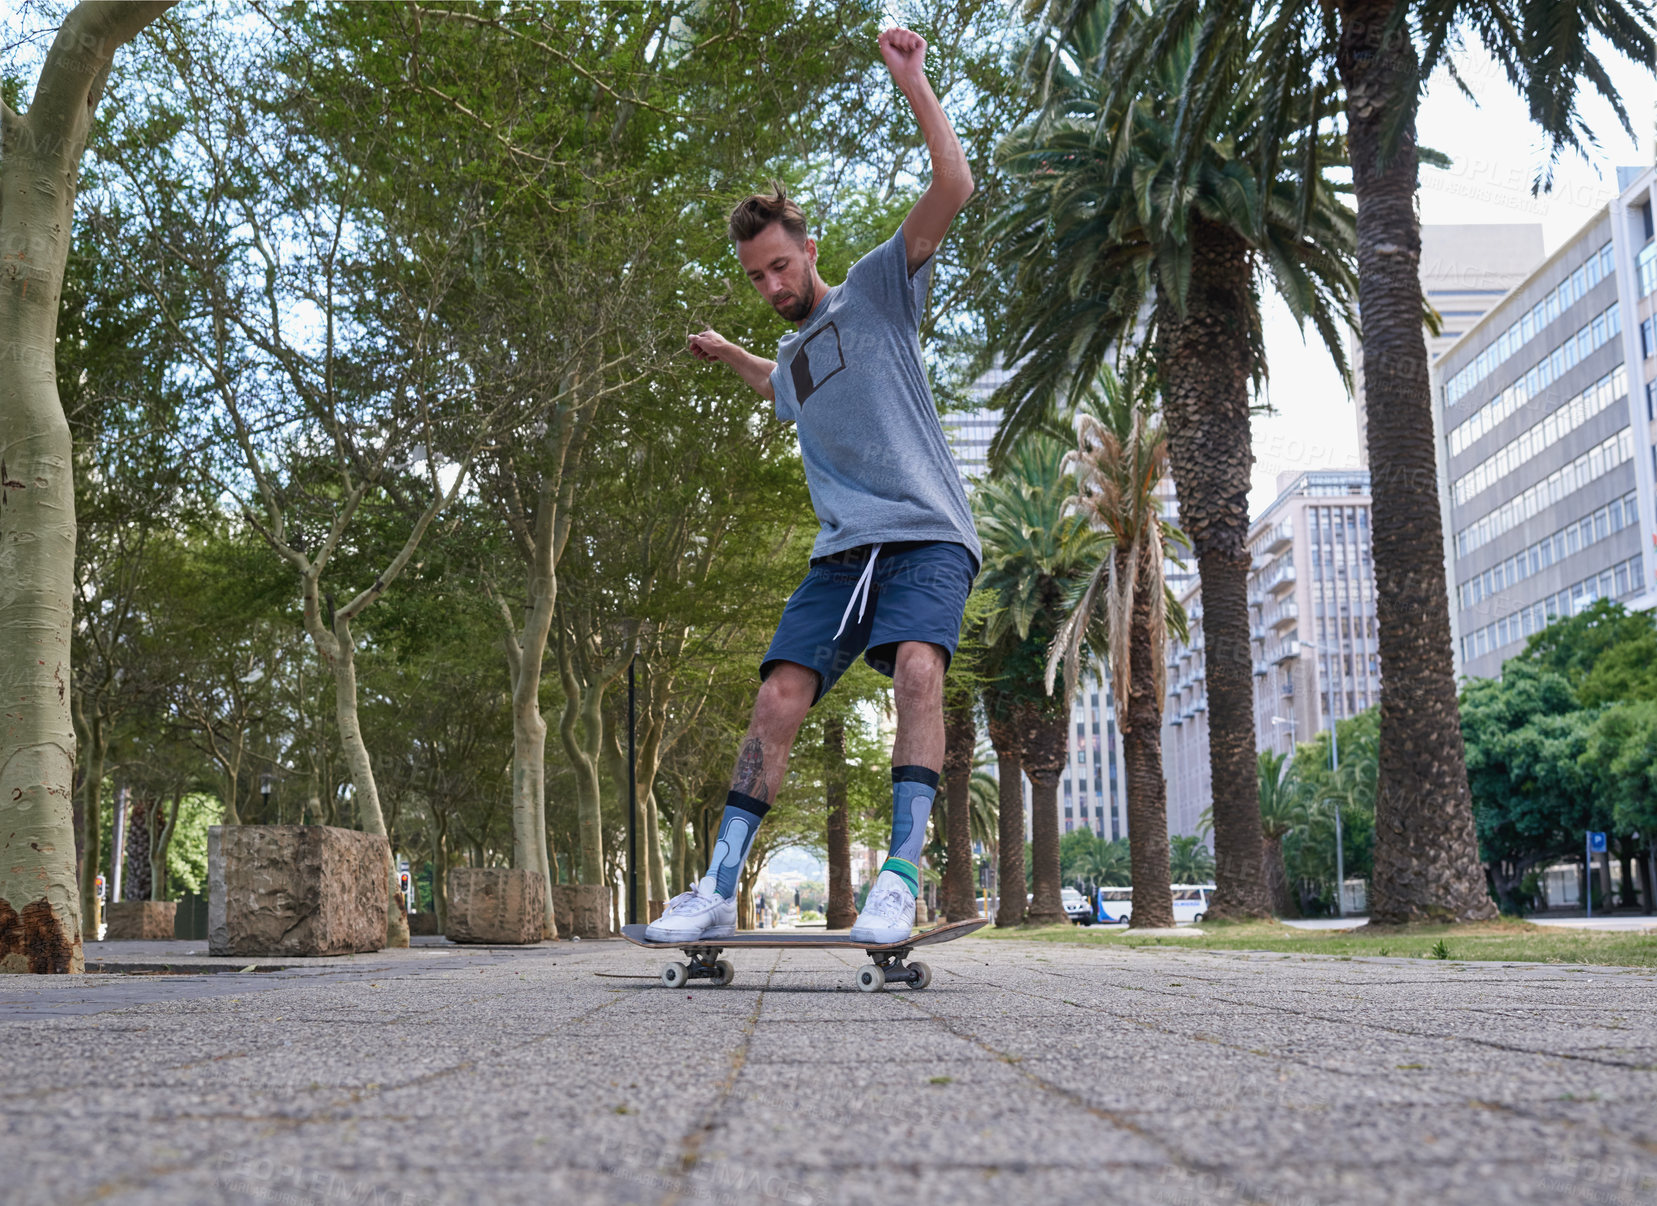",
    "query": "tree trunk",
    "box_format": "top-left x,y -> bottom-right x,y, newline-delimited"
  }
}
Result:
327,616 -> 410,948
822,713 -> 857,928
1015,699 -> 1069,926
0,1 -> 171,974
644,789 -> 666,907
149,790 -> 183,903
1155,218 -> 1270,921
123,798 -> 152,902
1262,837 -> 1291,918
1337,0 -> 1494,923
1122,546 -> 1175,930
71,697 -> 106,939
942,690 -> 977,921
986,700 -> 1027,927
